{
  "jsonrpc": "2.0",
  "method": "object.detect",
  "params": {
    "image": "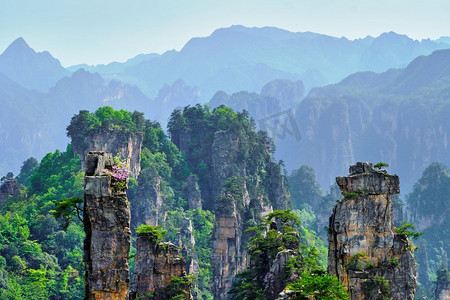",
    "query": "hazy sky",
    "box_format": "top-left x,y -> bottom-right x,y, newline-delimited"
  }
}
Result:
1,0 -> 449,66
